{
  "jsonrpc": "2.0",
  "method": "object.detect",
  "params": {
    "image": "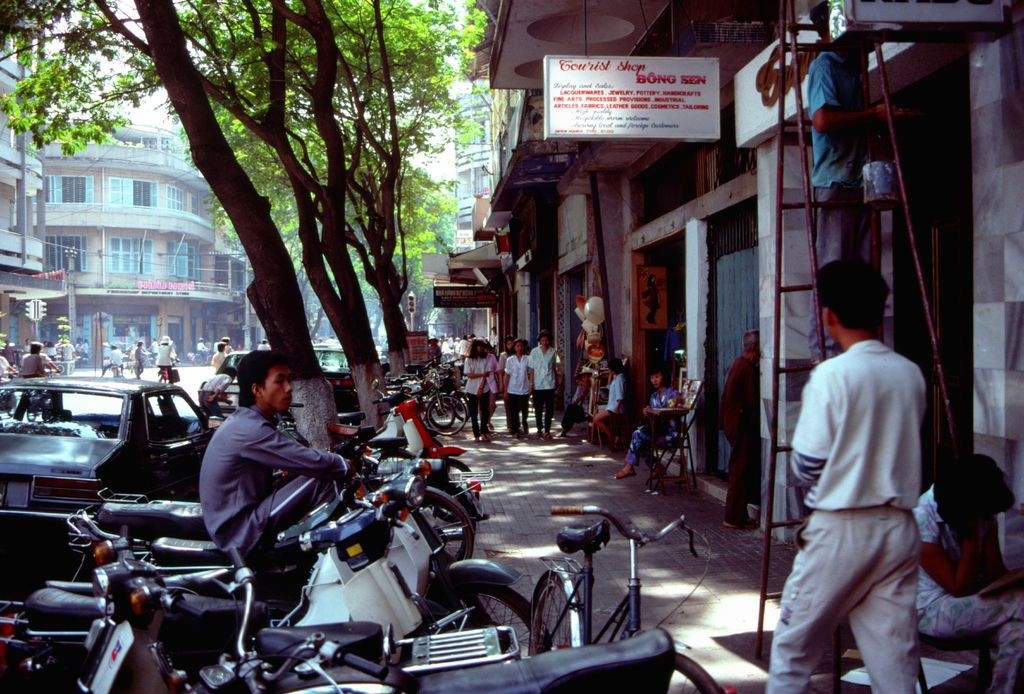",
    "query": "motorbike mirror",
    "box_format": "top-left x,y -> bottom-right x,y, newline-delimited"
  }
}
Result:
371,377 -> 379,389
